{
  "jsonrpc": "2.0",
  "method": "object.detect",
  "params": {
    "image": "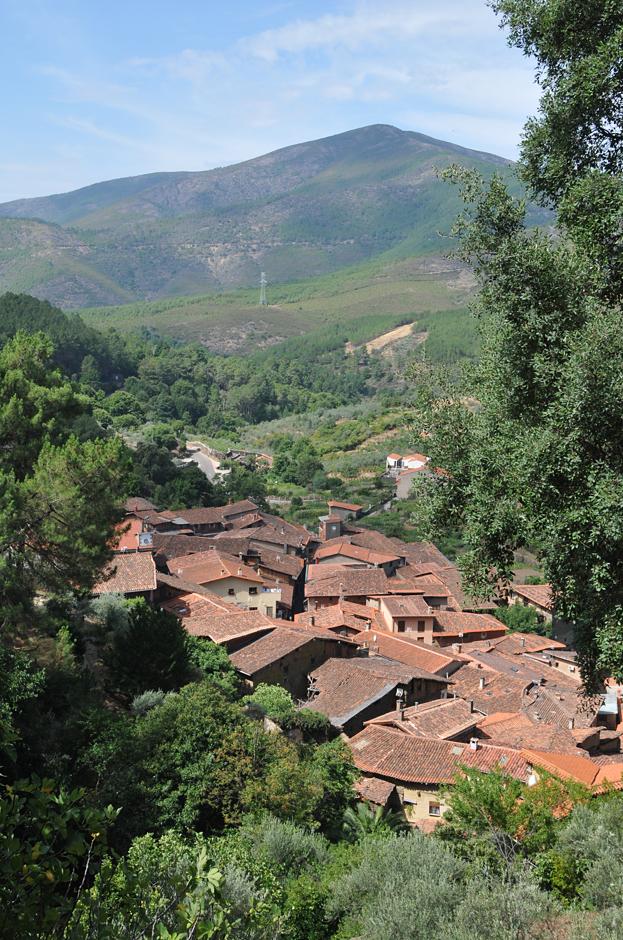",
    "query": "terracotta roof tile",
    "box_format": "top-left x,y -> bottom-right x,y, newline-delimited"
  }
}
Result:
367,698 -> 480,739
522,685 -> 602,729
314,542 -> 400,565
229,627 -> 350,675
349,726 -> 531,785
512,584 -> 554,610
162,591 -> 274,644
476,712 -> 582,754
432,611 -> 507,637
168,548 -> 264,585
303,657 -> 447,725
379,594 -> 433,617
449,662 -> 531,715
469,633 -> 566,656
351,629 -> 463,675
355,776 -> 396,806
93,552 -> 156,595
305,568 -> 392,598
